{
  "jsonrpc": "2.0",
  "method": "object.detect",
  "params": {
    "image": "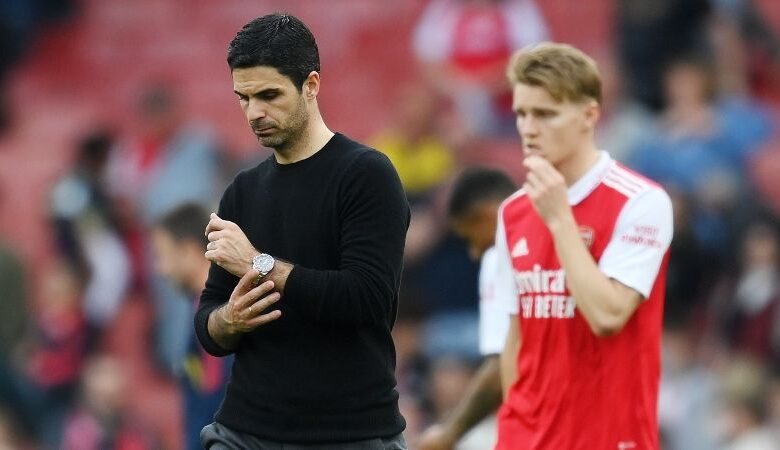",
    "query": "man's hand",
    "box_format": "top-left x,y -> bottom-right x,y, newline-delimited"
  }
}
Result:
418,424 -> 457,450
216,269 -> 281,335
205,213 -> 259,277
522,156 -> 573,230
